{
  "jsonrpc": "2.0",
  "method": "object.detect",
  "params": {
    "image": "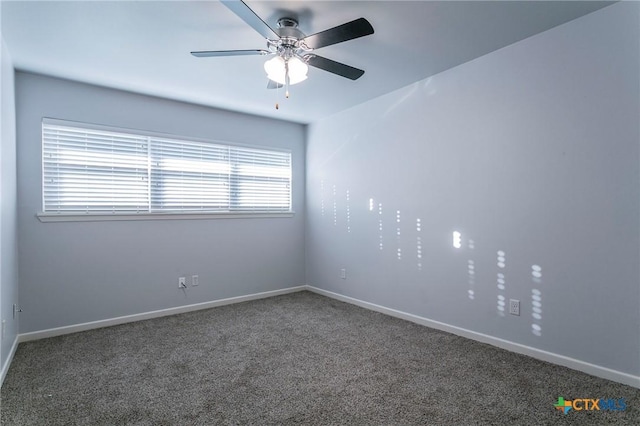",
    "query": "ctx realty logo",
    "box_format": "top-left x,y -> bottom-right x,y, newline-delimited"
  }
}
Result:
554,397 -> 626,414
